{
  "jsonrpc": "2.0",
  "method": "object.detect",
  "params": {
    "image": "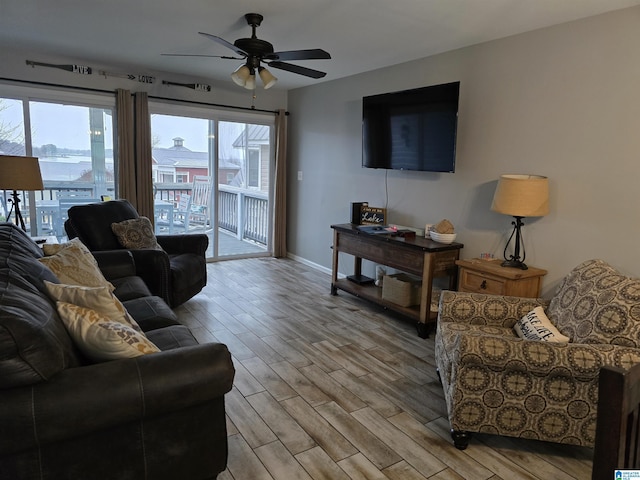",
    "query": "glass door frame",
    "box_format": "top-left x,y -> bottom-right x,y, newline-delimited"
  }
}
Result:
148,100 -> 275,261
